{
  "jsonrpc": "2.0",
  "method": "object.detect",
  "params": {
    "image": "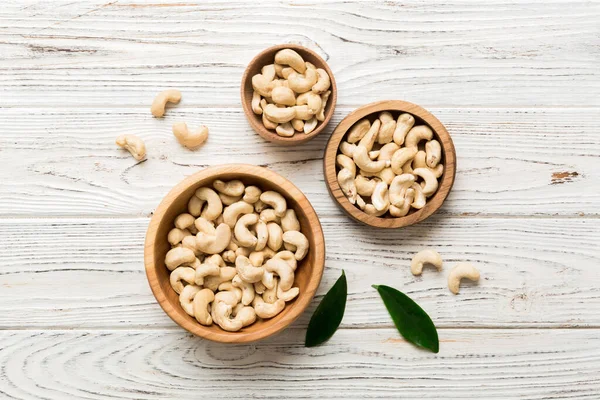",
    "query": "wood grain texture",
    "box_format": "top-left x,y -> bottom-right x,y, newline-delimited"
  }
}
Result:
144,165 -> 325,342
2,216 -> 598,329
0,106 -> 597,217
240,44 -> 337,144
0,1 -> 598,108
324,100 -> 456,228
1,328 -> 599,399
